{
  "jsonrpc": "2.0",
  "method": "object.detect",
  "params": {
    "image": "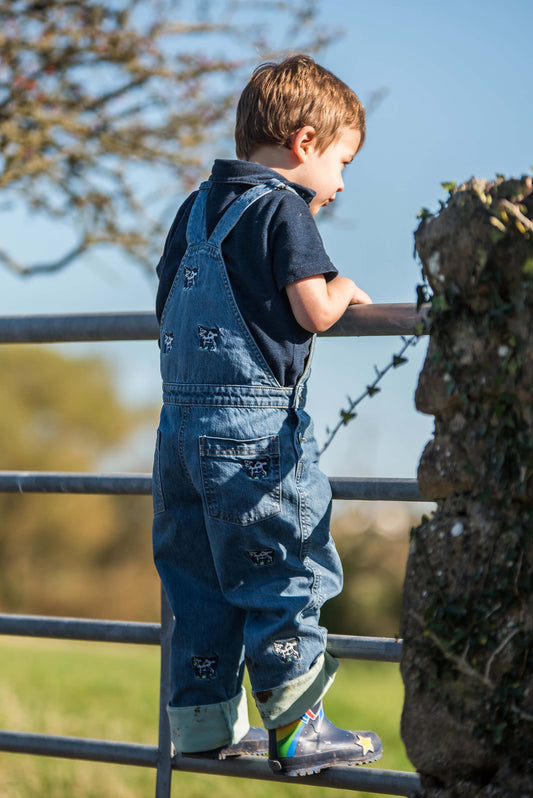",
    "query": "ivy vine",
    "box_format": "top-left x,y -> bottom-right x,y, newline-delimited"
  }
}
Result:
319,333 -> 420,455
